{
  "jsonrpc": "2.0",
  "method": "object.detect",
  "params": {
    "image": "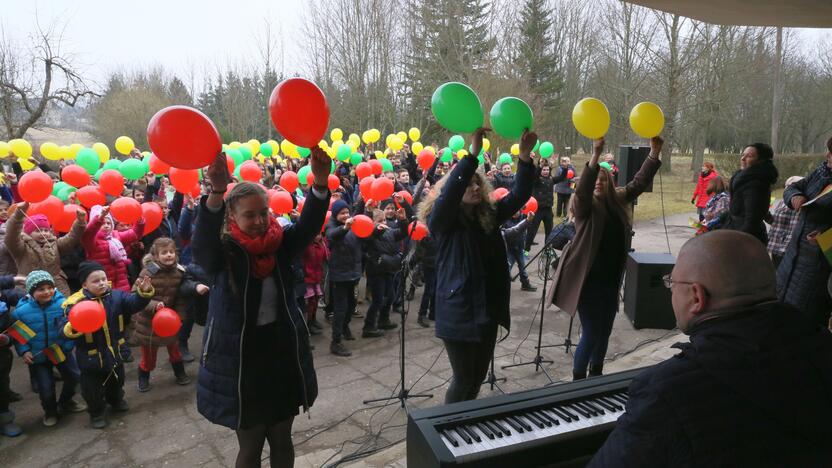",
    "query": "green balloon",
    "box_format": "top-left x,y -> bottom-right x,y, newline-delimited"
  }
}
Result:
57,186 -> 75,202
260,144 -> 273,157
52,181 -> 68,196
298,165 -> 311,185
490,97 -> 534,140
226,148 -> 244,167
477,155 -> 485,166
533,139 -> 540,153
336,145 -> 351,162
440,148 -> 453,163
350,153 -> 363,166
331,160 -> 336,174
539,141 -> 554,158
76,148 -> 100,175
298,147 -> 311,158
94,168 -> 104,182
141,161 -> 150,174
233,166 -> 241,179
431,82 -> 484,133
239,146 -> 253,161
448,135 -> 465,152
498,153 -> 512,166
468,144 -> 484,157
103,159 -> 122,171
599,162 -> 612,171
380,159 -> 394,173
119,159 -> 145,181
